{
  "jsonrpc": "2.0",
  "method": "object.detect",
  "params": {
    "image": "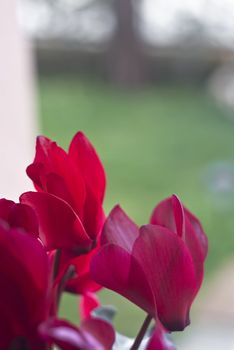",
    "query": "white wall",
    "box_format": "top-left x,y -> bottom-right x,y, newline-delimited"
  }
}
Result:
0,0 -> 37,200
